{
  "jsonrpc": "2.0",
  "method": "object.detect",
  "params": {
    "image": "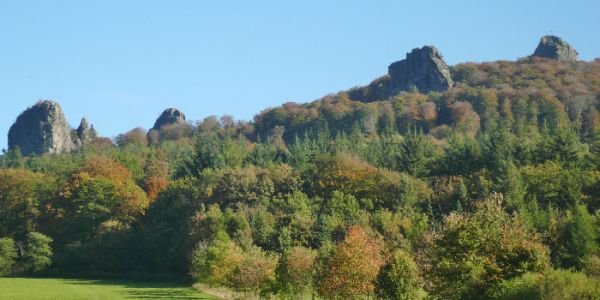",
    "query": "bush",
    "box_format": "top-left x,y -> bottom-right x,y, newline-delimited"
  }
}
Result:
23,232 -> 53,273
227,246 -> 277,293
584,255 -> 600,278
375,250 -> 424,300
0,237 -> 17,276
538,269 -> 600,300
487,272 -> 541,300
275,246 -> 317,298
190,231 -> 244,285
489,269 -> 600,300
191,234 -> 277,296
428,195 -> 550,299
